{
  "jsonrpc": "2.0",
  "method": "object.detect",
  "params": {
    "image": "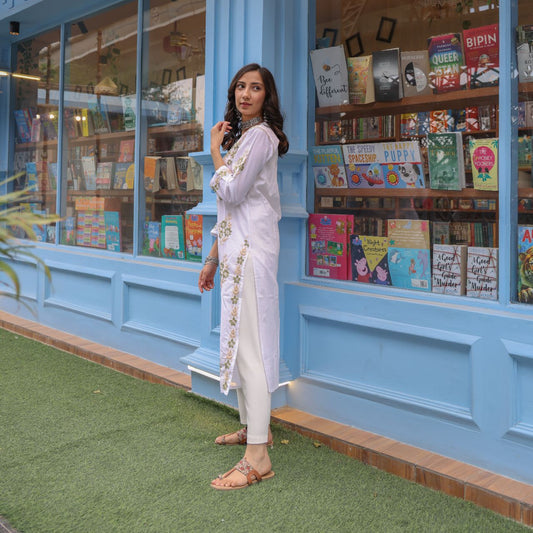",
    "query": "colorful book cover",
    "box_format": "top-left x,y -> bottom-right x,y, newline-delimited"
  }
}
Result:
516,25 -> 533,83
47,163 -> 58,190
308,213 -> 353,280
30,116 -> 41,142
429,109 -> 453,133
372,48 -> 402,102
388,247 -> 431,291
142,221 -> 161,257
61,216 -> 76,245
466,246 -> 498,300
184,214 -> 203,262
432,244 -> 467,295
518,225 -> 533,303
81,155 -> 97,190
469,138 -> 498,191
161,215 -> 186,259
311,146 -> 348,188
113,162 -> 134,189
165,78 -> 193,124
427,33 -> 465,94
350,235 -> 391,285
144,156 -> 161,193
14,109 -> 31,143
310,45 -> 350,107
427,132 -> 465,190
25,161 -> 38,191
96,162 -> 114,189
121,94 -> 136,131
463,24 -> 499,88
387,219 -> 431,249
104,211 -> 121,252
400,113 -> 418,137
118,139 -> 135,162
380,141 -> 425,188
347,55 -> 375,104
87,95 -> 111,134
400,50 -> 431,97
342,143 -> 384,189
